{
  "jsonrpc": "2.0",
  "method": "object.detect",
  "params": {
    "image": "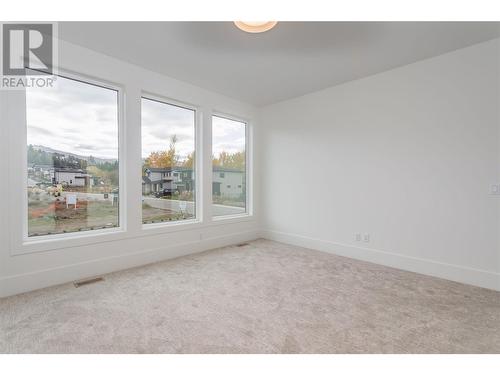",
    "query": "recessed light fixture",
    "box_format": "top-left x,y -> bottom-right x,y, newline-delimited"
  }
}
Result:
234,21 -> 277,33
